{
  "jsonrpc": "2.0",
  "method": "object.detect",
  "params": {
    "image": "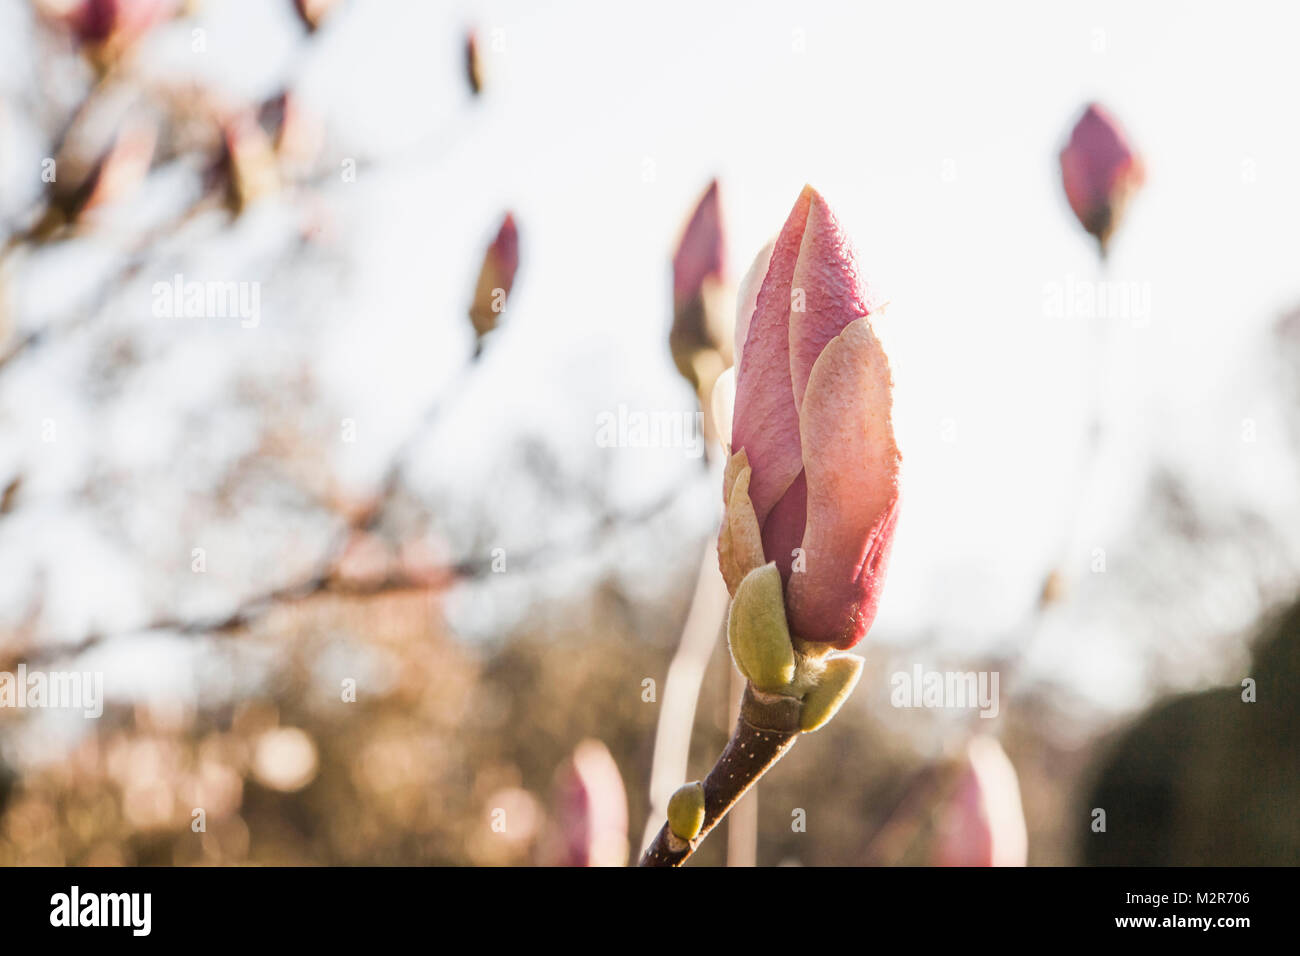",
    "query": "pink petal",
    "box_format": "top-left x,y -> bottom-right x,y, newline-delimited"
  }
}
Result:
672,180 -> 725,311
788,190 -> 877,409
786,316 -> 899,649
936,737 -> 1028,867
730,187 -> 813,524
733,238 -> 774,365
760,470 -> 806,580
1060,103 -> 1144,242
551,739 -> 629,867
